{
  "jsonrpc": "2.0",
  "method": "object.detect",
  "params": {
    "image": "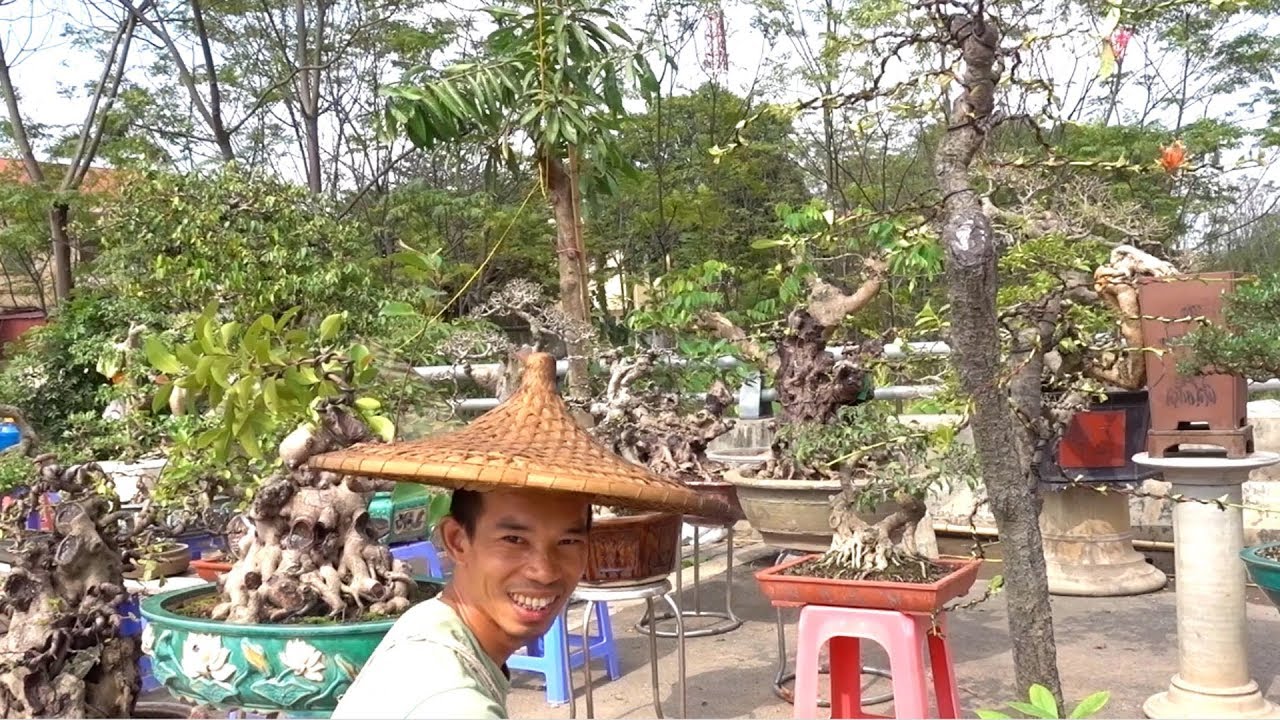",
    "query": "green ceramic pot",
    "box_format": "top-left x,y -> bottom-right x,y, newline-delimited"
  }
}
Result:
141,580 -> 442,716
1241,542 -> 1280,610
